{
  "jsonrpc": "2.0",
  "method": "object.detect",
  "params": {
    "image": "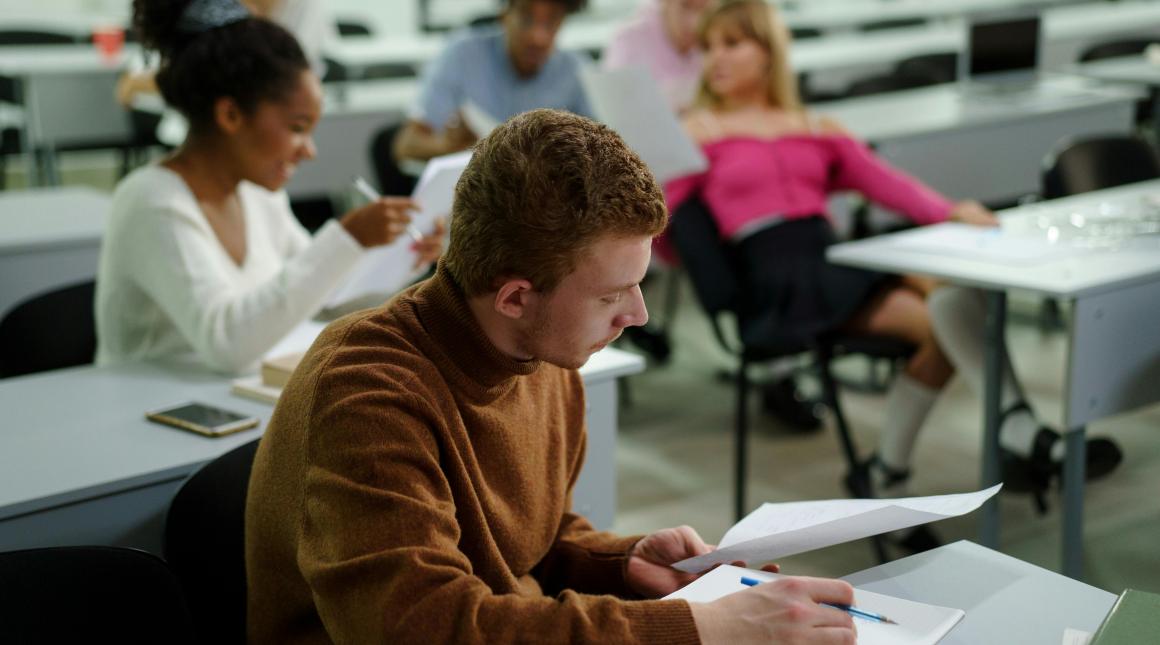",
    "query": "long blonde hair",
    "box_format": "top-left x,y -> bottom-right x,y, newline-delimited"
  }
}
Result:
694,0 -> 802,112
